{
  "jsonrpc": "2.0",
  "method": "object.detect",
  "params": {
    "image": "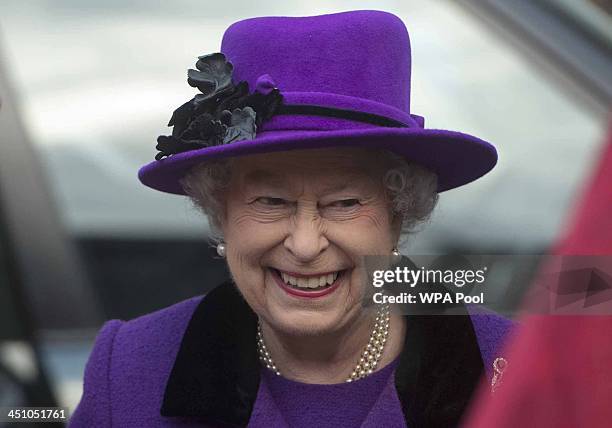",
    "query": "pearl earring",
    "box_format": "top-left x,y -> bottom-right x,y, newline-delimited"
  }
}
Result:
391,247 -> 401,256
216,242 -> 227,257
